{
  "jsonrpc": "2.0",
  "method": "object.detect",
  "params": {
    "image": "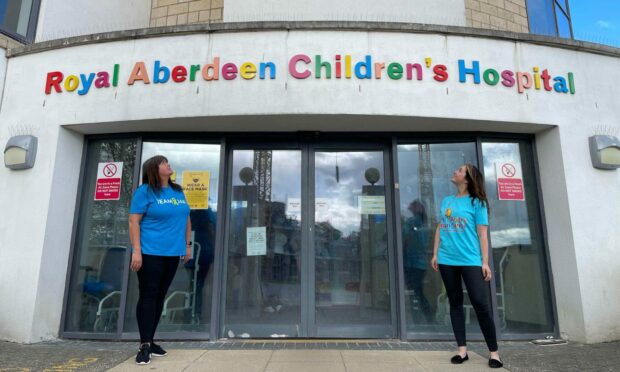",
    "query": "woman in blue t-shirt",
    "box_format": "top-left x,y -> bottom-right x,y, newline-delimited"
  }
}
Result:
430,163 -> 503,369
128,155 -> 191,365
